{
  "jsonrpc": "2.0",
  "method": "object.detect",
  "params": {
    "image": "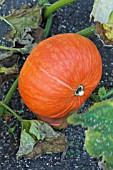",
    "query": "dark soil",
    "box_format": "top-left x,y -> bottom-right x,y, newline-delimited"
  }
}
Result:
0,0 -> 113,170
